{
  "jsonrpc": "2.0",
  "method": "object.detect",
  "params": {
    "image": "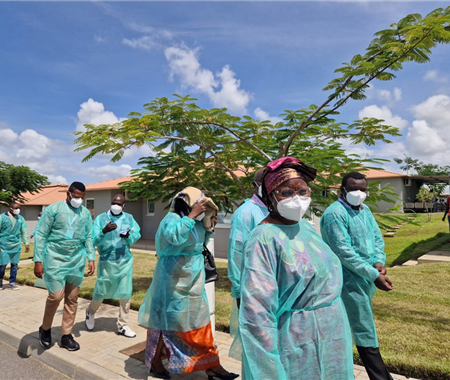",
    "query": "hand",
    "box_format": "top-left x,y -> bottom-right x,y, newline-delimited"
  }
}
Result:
188,198 -> 209,220
375,274 -> 394,291
443,217 -> 446,222
120,231 -> 130,238
25,245 -> 30,253
34,262 -> 44,278
102,221 -> 117,234
87,261 -> 95,276
374,262 -> 387,275
30,235 -> 34,240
